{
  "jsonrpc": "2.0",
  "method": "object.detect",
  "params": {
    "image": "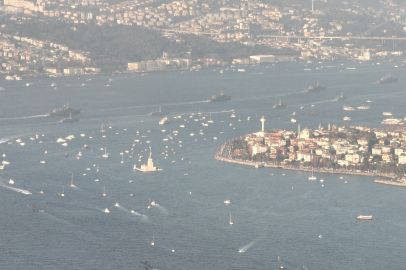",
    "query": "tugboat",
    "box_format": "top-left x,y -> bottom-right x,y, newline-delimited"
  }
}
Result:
148,106 -> 168,116
304,82 -> 326,92
376,74 -> 397,83
335,92 -> 347,101
207,91 -> 232,102
46,103 -> 80,116
273,100 -> 286,108
60,113 -> 79,123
